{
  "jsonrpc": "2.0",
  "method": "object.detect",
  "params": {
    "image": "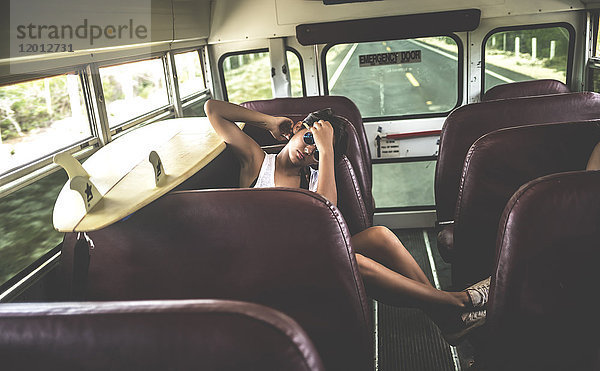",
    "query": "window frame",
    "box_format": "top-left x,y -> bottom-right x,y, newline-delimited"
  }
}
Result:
97,54 -> 175,134
0,69 -> 98,187
585,13 -> 600,92
481,22 -> 576,95
218,47 -> 307,102
371,155 -> 437,213
172,48 -> 210,100
286,47 -> 307,97
218,48 -> 270,103
320,33 -> 464,122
